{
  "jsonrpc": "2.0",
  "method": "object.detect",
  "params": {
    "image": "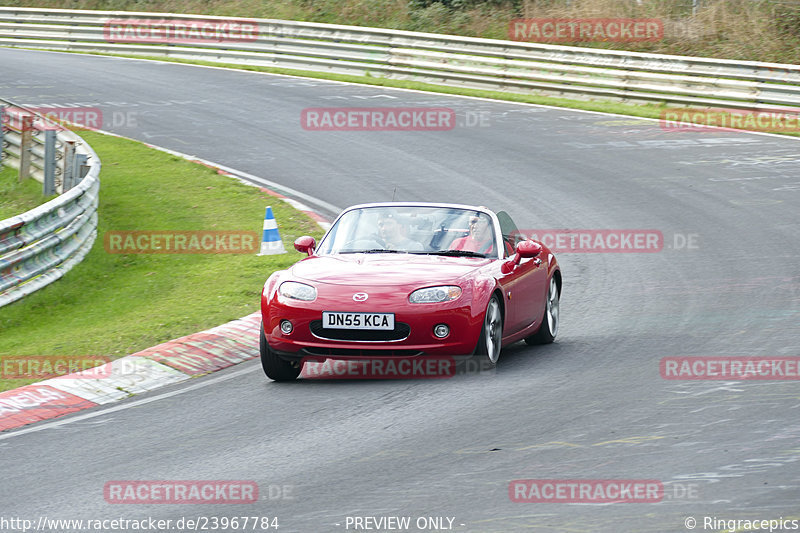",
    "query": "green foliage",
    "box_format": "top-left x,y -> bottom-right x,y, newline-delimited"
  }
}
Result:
0,166 -> 57,220
774,4 -> 800,37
